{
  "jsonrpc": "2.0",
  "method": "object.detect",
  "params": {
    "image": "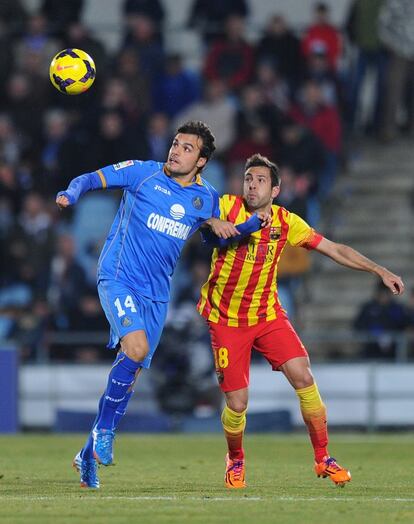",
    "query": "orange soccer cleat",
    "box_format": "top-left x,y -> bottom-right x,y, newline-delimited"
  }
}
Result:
314,456 -> 351,487
224,453 -> 246,488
